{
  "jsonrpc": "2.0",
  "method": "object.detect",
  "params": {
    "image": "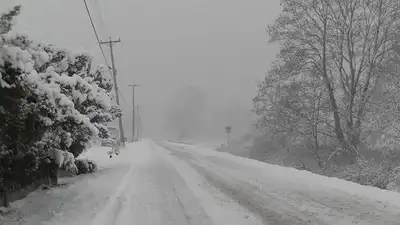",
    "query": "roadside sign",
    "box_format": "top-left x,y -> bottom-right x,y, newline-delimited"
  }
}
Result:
225,126 -> 231,134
